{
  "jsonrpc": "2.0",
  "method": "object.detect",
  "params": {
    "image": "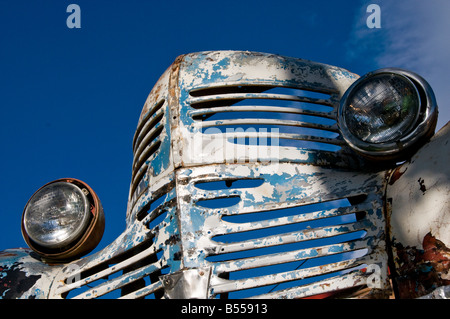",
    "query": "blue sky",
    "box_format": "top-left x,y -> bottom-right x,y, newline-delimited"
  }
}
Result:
0,0 -> 449,254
